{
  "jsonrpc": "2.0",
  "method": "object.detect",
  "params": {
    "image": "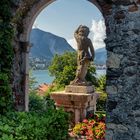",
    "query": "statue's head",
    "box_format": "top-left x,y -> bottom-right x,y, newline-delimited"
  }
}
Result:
77,25 -> 89,37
